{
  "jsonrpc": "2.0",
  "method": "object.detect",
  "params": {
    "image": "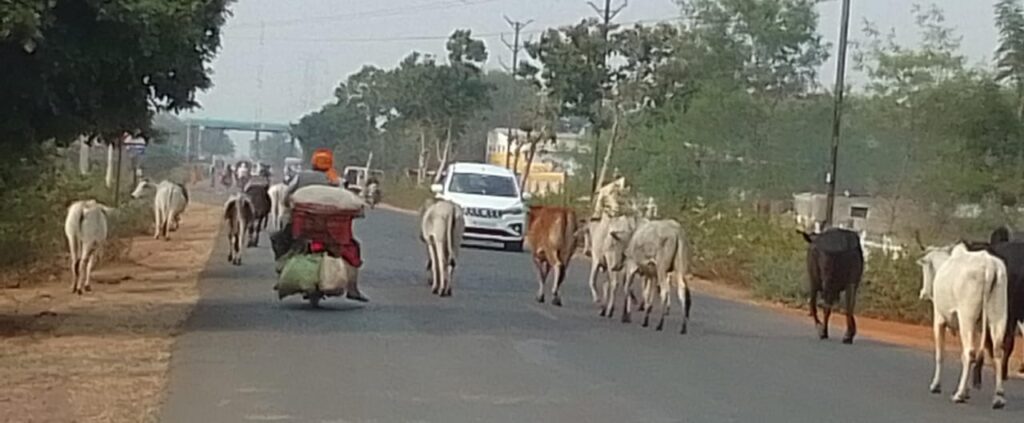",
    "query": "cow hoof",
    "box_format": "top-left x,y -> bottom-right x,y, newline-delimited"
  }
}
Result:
952,393 -> 968,404
841,336 -> 854,344
818,331 -> 828,340
993,395 -> 1006,409
680,323 -> 687,334
929,383 -> 941,394
536,295 -> 545,303
642,317 -> 649,327
638,304 -> 646,312
431,287 -> 439,295
84,285 -> 91,292
346,293 -> 369,303
621,314 -> 631,324
599,309 -> 606,317
551,297 -> 562,307
655,322 -> 664,331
